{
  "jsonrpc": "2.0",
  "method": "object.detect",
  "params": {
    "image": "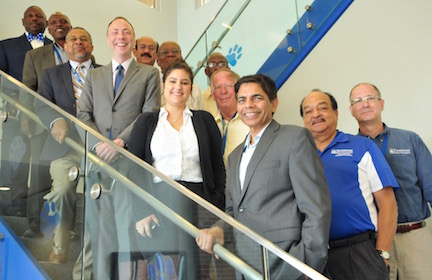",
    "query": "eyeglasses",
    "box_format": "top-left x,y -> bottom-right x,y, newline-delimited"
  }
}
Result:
158,49 -> 181,57
350,95 -> 381,106
207,62 -> 228,68
213,84 -> 234,92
